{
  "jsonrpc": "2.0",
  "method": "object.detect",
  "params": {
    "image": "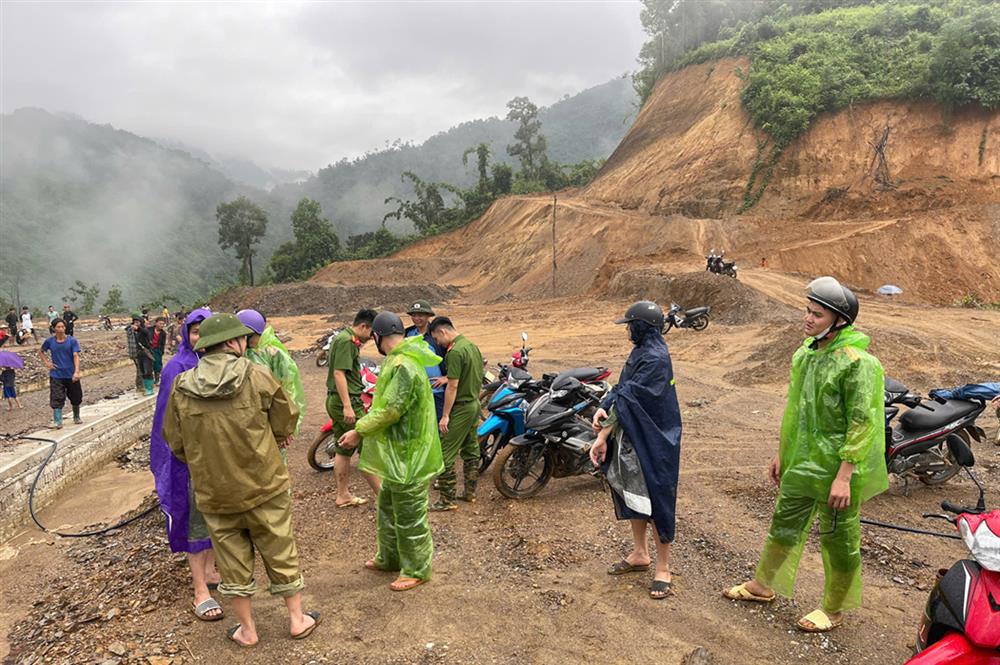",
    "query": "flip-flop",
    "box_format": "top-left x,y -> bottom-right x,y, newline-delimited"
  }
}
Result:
797,609 -> 842,633
722,583 -> 776,603
207,582 -> 219,591
390,577 -> 426,592
336,497 -> 367,508
607,559 -> 651,575
192,598 -> 224,622
649,579 -> 673,600
292,611 -> 322,640
226,624 -> 256,648
365,559 -> 399,572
